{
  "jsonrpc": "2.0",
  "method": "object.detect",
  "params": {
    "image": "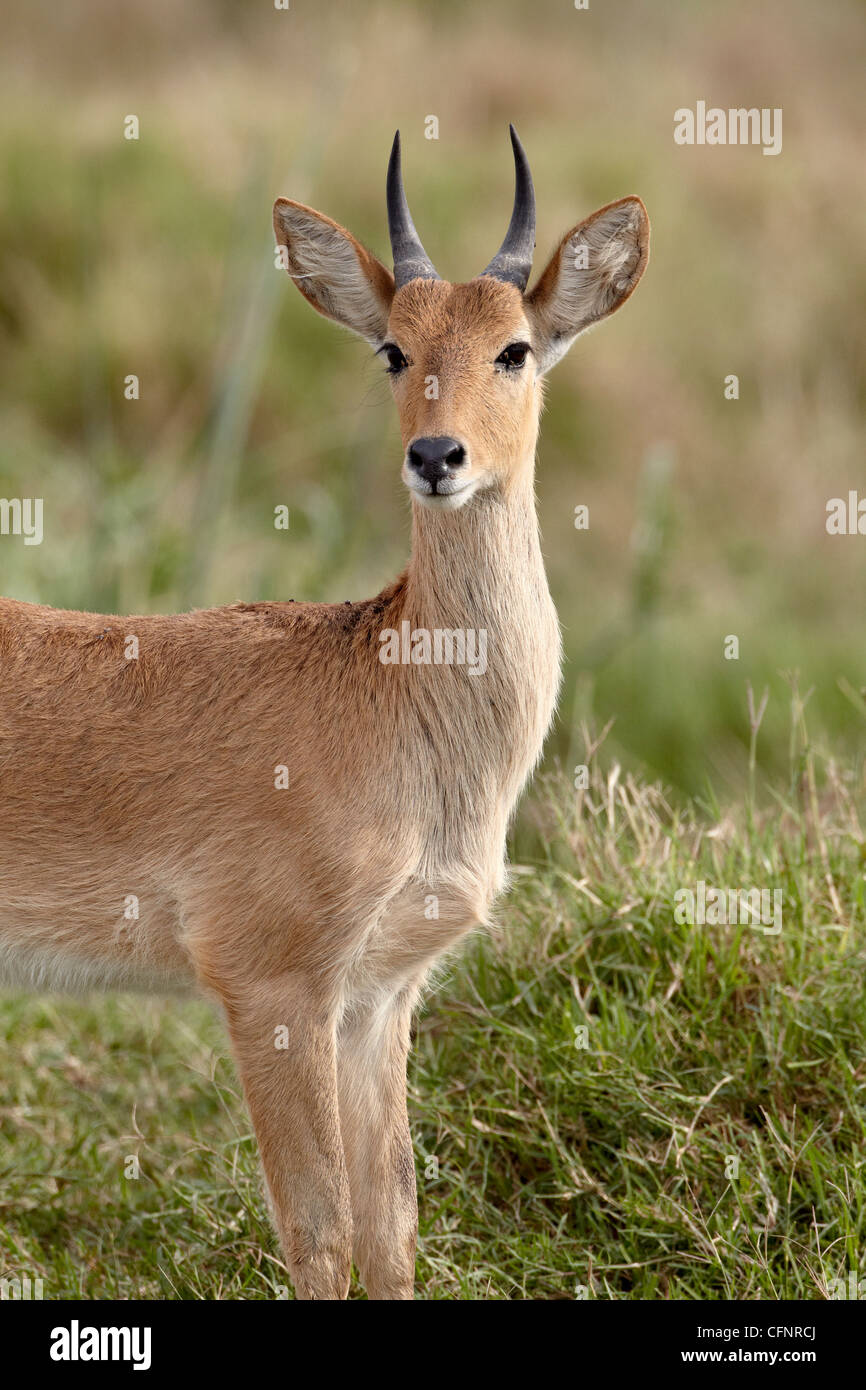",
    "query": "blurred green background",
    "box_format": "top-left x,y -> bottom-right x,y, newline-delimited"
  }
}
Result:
2,0 -> 865,799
